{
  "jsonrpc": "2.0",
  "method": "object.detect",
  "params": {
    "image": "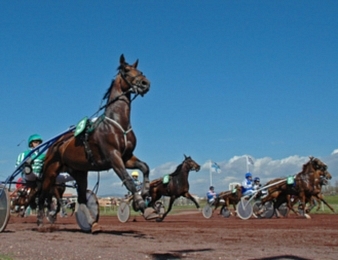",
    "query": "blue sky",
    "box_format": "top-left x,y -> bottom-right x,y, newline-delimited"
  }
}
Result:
1,1 -> 337,197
